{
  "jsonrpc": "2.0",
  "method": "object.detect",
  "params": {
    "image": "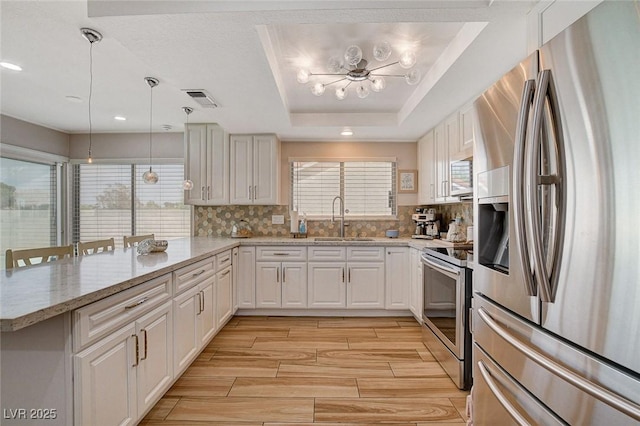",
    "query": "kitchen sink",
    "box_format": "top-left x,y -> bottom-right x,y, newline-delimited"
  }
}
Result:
313,237 -> 375,242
